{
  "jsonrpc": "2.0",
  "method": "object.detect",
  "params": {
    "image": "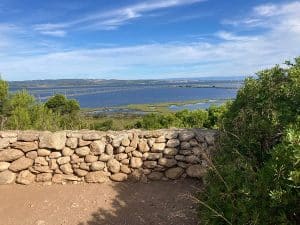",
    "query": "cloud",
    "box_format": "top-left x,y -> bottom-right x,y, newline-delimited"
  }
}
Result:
1,1 -> 300,80
33,0 -> 205,35
215,31 -> 259,41
253,4 -> 278,16
39,30 -> 66,37
224,1 -> 300,29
